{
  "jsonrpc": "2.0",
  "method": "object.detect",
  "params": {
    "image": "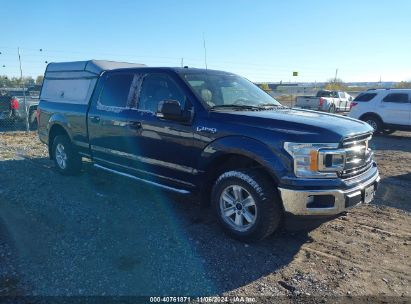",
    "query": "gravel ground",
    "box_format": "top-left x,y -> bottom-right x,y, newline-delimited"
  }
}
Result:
0,131 -> 410,301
